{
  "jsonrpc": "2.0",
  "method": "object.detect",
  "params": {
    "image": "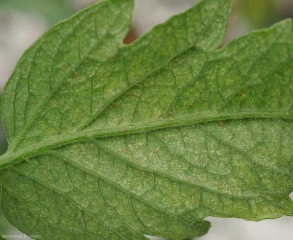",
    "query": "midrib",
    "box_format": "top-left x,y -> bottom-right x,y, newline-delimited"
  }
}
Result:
0,110 -> 292,170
